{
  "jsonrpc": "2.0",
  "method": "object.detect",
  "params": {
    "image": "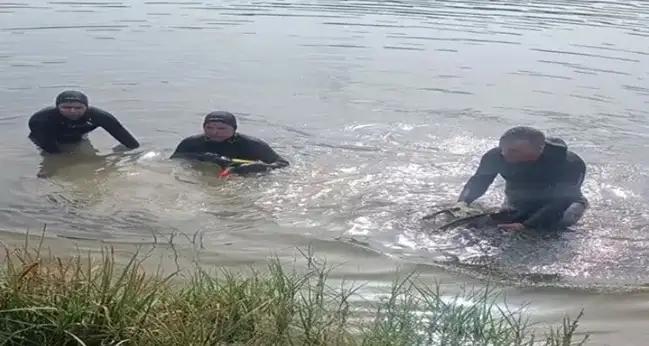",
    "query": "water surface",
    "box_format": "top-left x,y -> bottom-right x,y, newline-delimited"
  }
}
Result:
2,1 -> 649,344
